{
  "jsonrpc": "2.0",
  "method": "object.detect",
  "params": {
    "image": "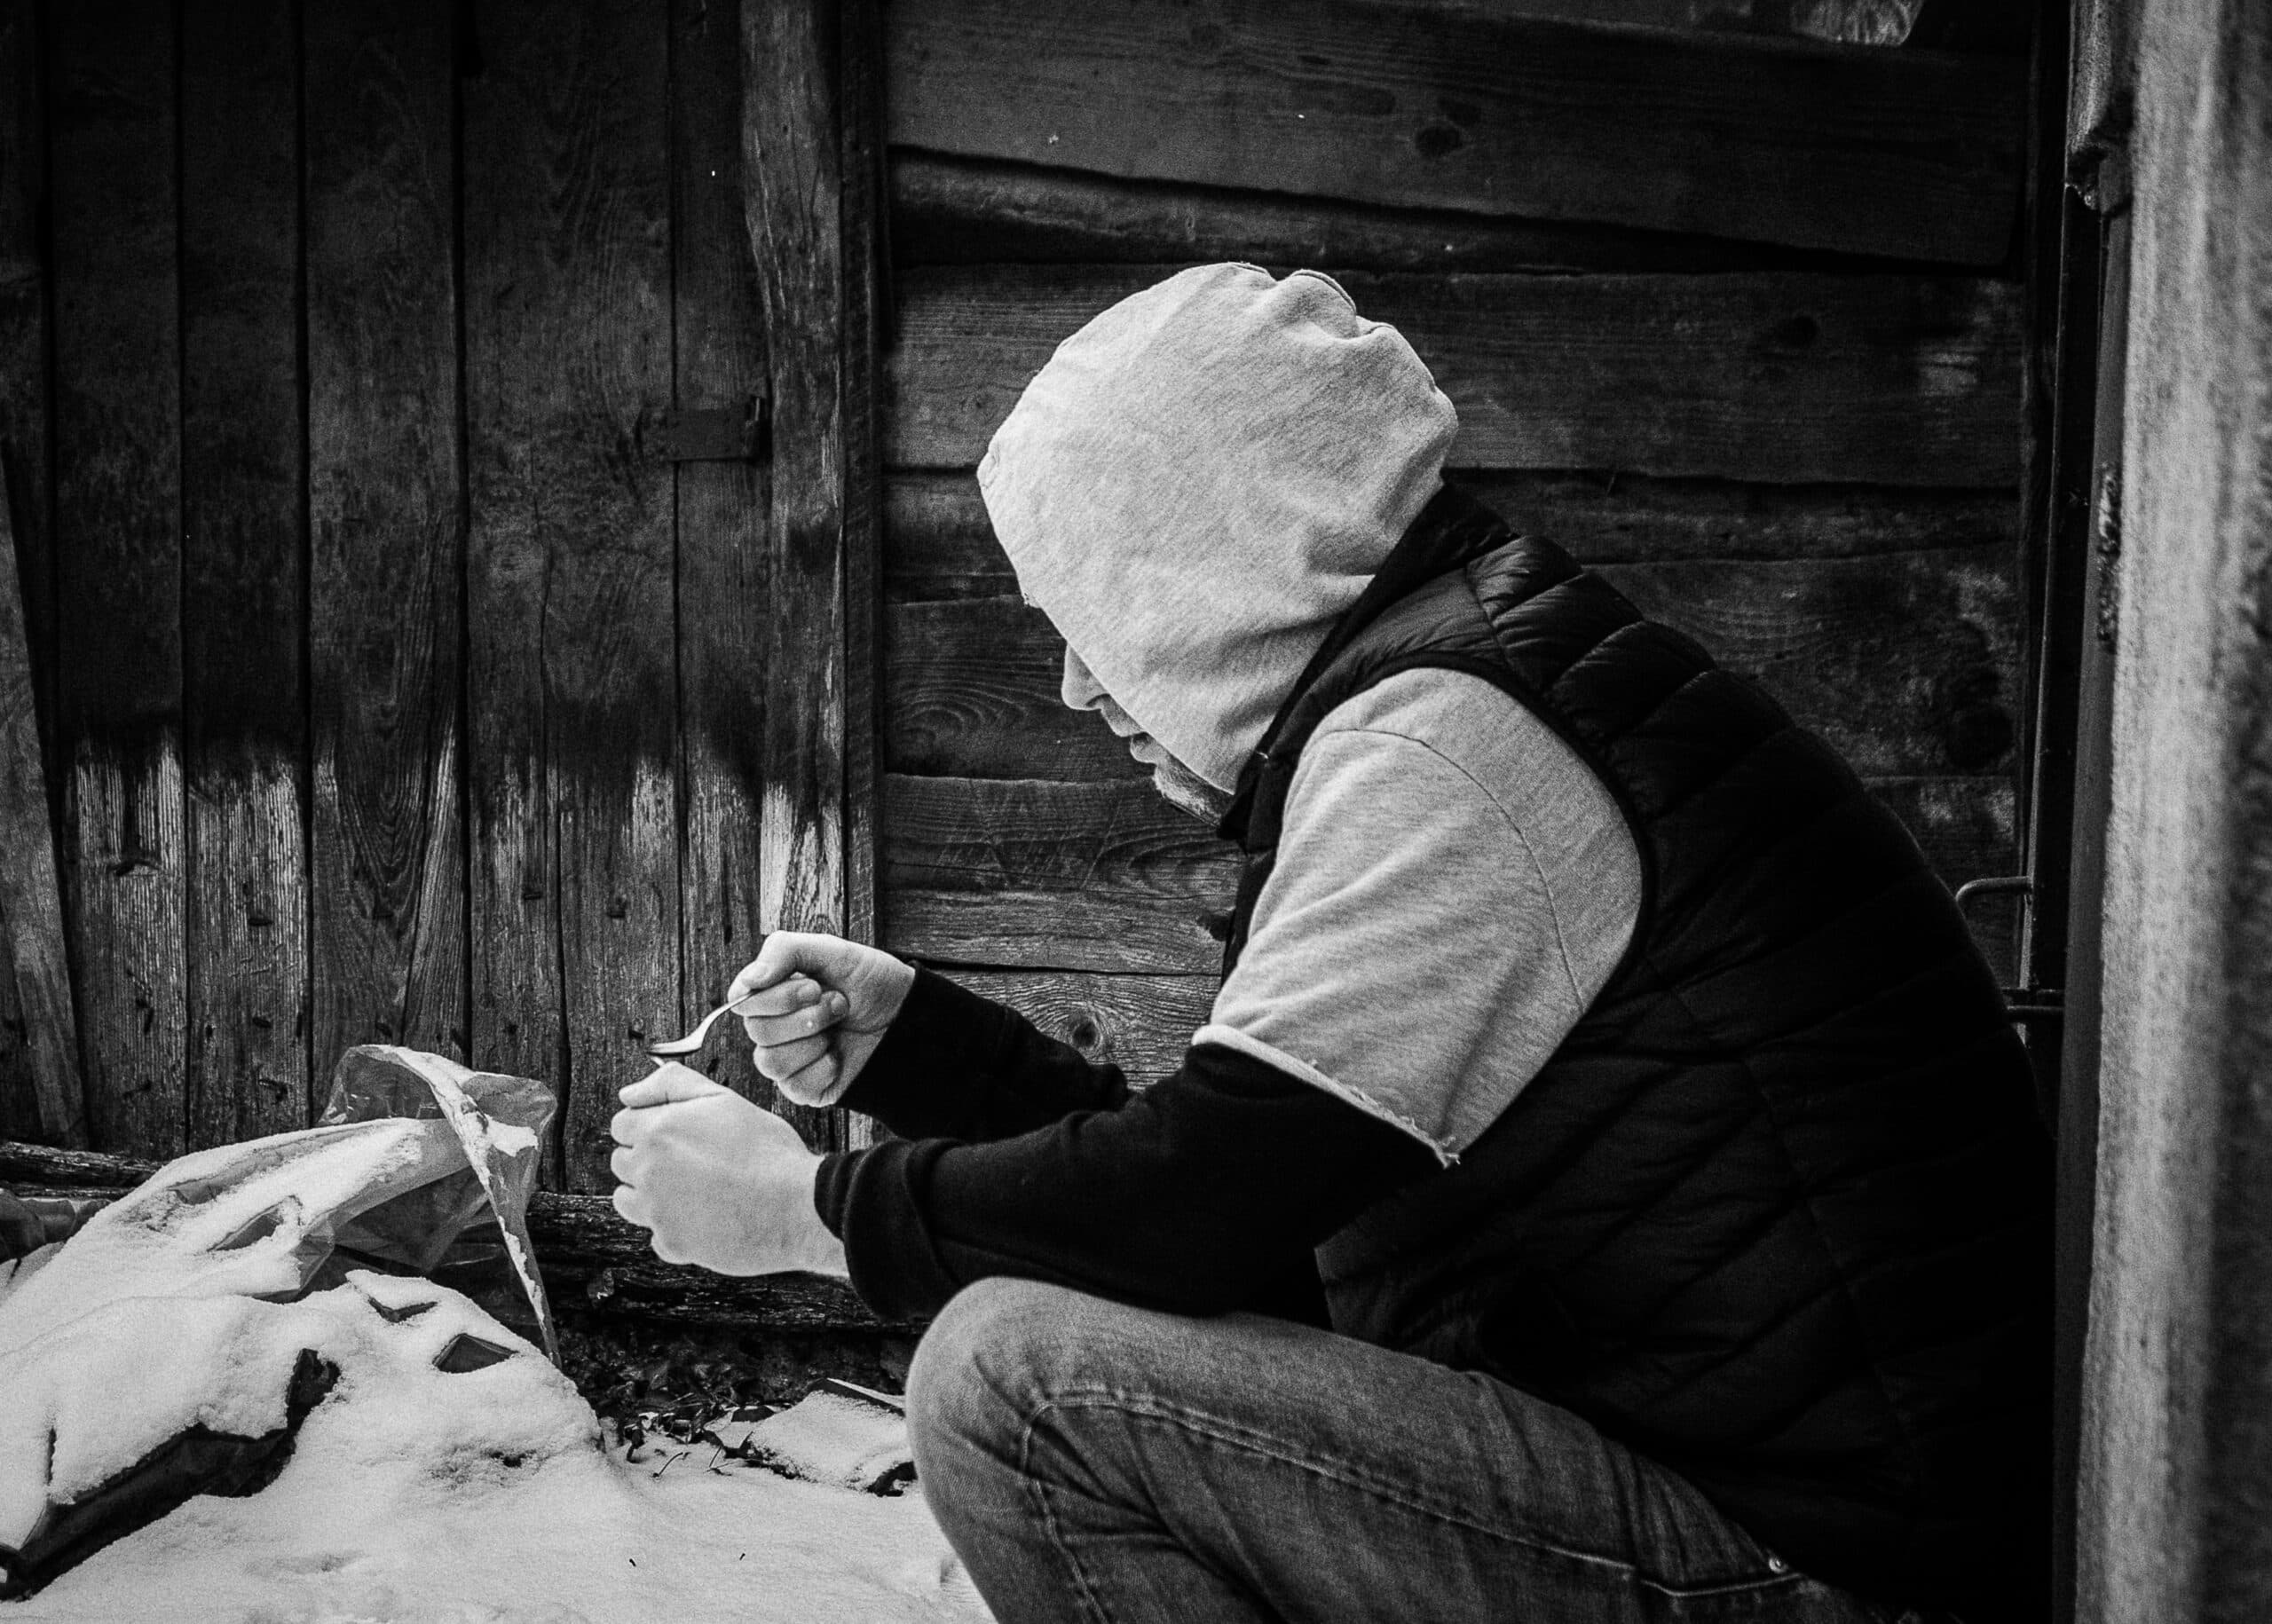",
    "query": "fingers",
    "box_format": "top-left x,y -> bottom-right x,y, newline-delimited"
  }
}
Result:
740,988 -> 848,1050
727,932 -> 841,1004
618,1061 -> 723,1109
731,972 -> 825,1021
752,1030 -> 833,1084
609,1144 -> 637,1187
611,1181 -> 651,1229
771,1047 -> 843,1108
